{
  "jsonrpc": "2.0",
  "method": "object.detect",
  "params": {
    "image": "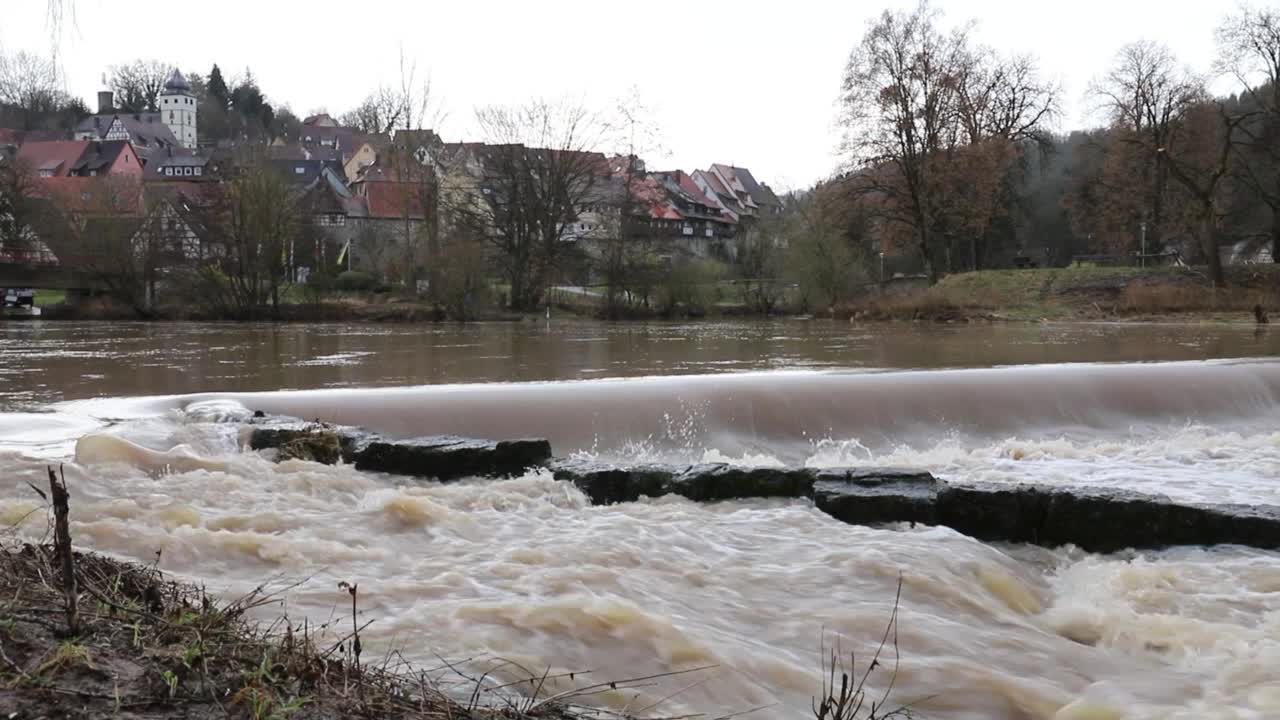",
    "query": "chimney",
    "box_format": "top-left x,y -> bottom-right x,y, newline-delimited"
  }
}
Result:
97,90 -> 113,114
